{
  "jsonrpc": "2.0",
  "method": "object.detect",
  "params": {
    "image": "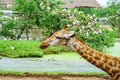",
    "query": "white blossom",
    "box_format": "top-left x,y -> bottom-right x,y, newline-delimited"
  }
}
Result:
88,22 -> 91,25
52,10 -> 56,14
40,2 -> 43,6
73,21 -> 76,25
91,22 -> 94,26
79,29 -> 82,33
96,31 -> 99,34
47,6 -> 50,11
86,32 -> 89,36
90,16 -> 93,19
82,26 -> 85,29
68,15 -> 74,19
99,29 -> 102,34
10,46 -> 15,50
94,18 -> 97,21
67,24 -> 71,27
94,31 -> 96,34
